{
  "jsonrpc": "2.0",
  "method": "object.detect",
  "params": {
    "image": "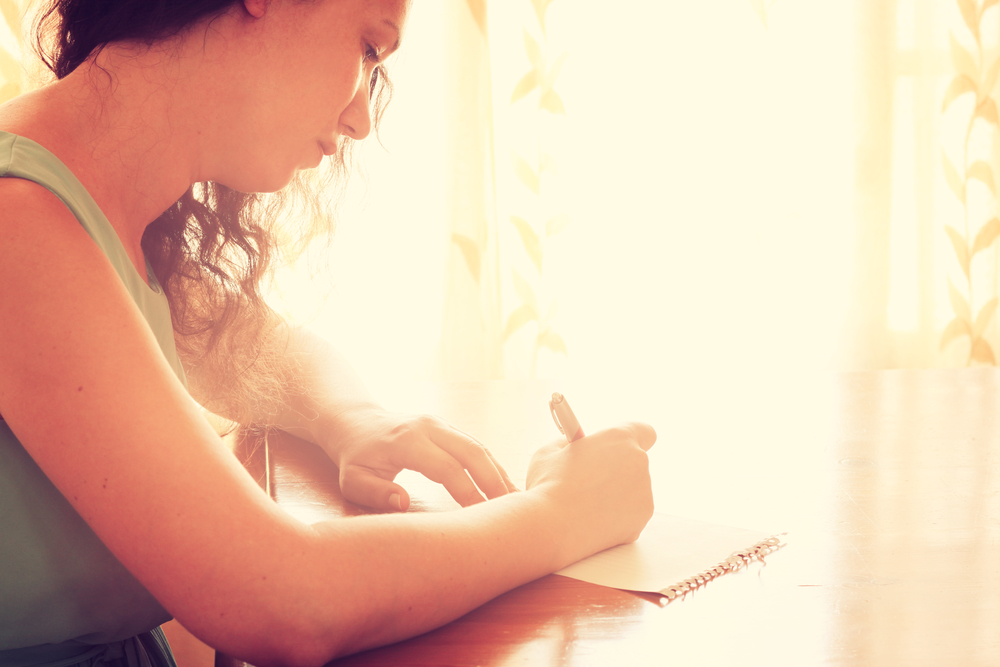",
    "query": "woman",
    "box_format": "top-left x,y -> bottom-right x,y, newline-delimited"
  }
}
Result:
0,1 -> 656,665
